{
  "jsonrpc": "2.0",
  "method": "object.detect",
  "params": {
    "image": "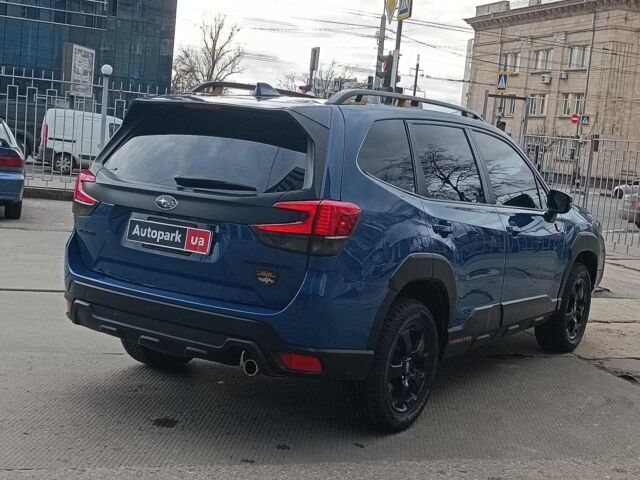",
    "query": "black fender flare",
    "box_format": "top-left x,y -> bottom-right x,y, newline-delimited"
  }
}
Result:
558,231 -> 600,298
366,253 -> 457,349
